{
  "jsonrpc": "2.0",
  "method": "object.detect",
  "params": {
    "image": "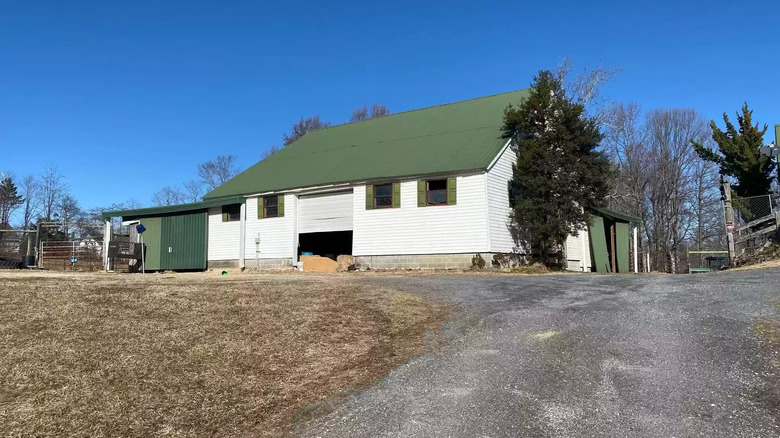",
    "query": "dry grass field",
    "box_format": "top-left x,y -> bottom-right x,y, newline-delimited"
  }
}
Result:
0,271 -> 449,437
